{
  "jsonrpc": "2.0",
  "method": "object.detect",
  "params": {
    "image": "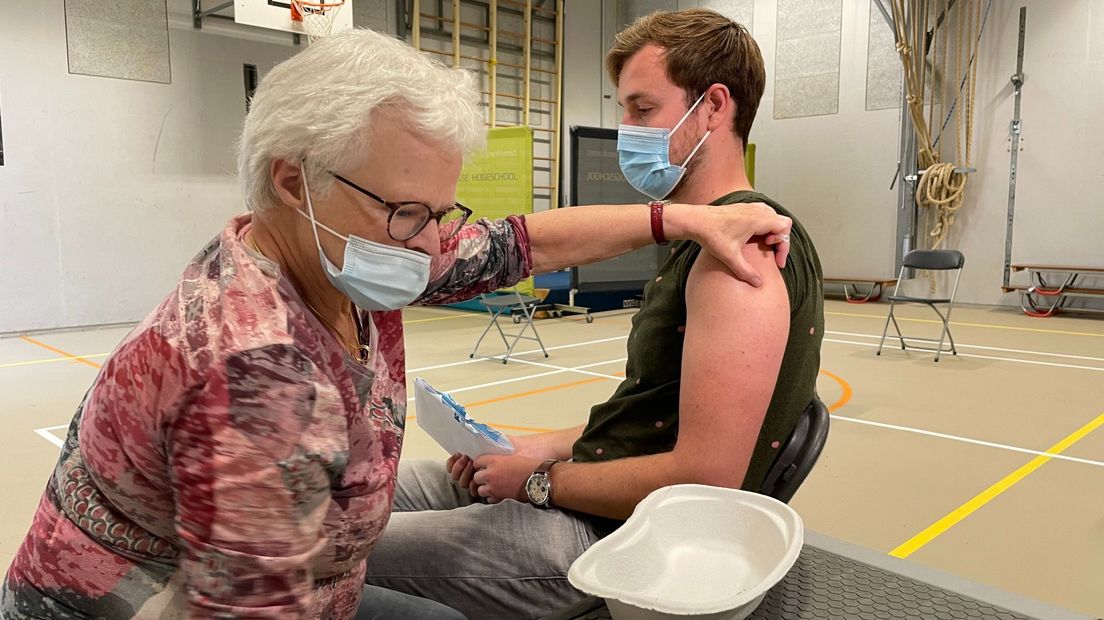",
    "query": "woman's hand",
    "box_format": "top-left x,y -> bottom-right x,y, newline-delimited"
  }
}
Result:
446,452 -> 480,497
671,202 -> 792,286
